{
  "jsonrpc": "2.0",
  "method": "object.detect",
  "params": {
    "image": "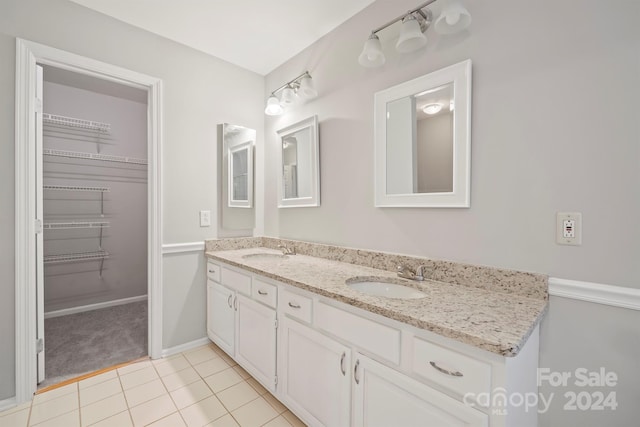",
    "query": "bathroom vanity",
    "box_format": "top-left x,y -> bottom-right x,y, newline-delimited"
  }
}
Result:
205,238 -> 547,427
